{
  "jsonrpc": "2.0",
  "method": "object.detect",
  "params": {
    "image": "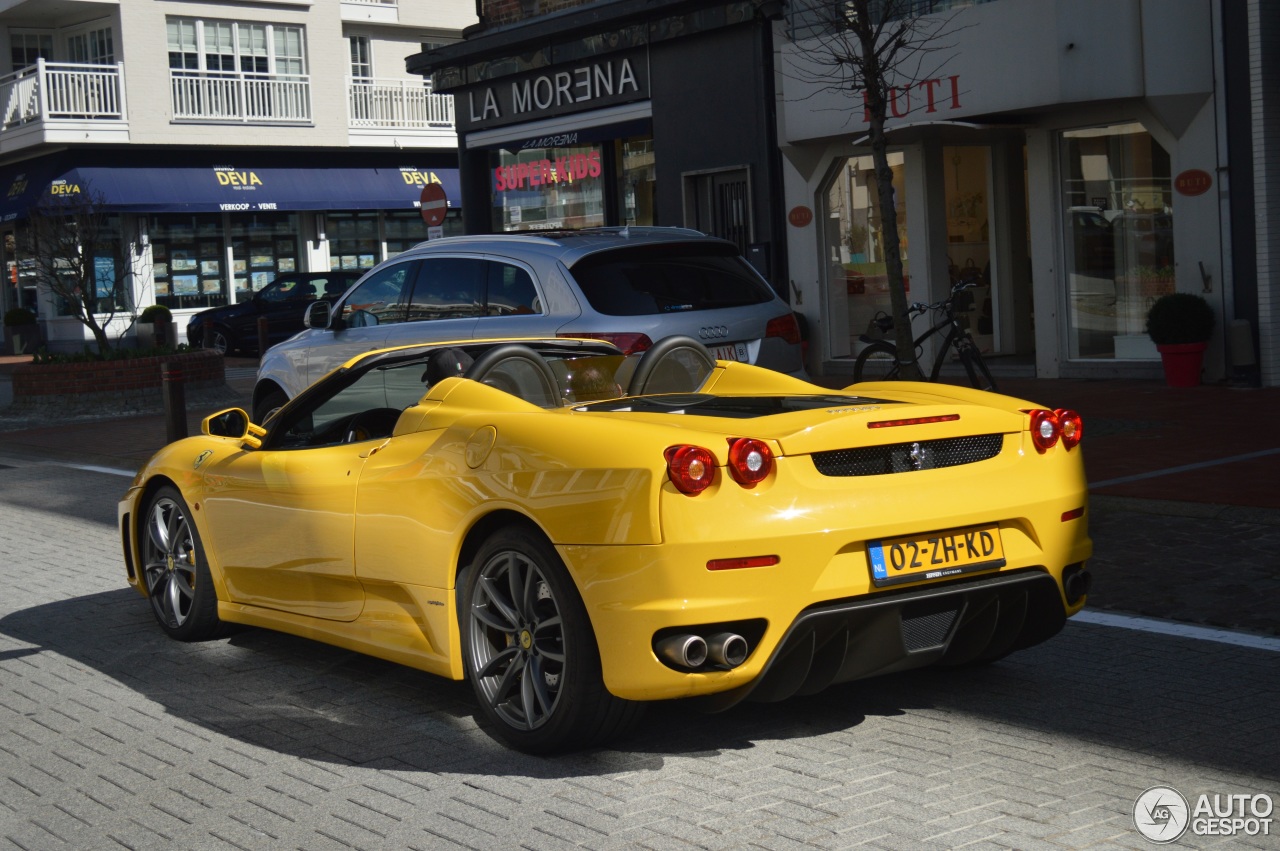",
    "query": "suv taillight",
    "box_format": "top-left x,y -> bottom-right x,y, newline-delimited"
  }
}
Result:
765,313 -> 802,345
557,332 -> 653,355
